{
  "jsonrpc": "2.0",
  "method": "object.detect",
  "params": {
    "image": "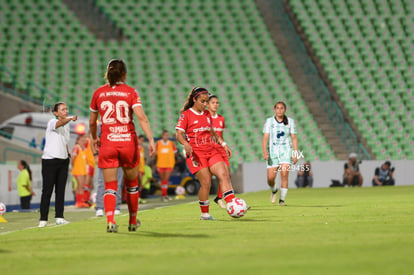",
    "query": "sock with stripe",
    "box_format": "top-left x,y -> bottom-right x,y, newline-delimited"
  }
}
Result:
125,177 -> 139,225
223,189 -> 235,204
199,200 -> 210,215
104,181 -> 117,224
